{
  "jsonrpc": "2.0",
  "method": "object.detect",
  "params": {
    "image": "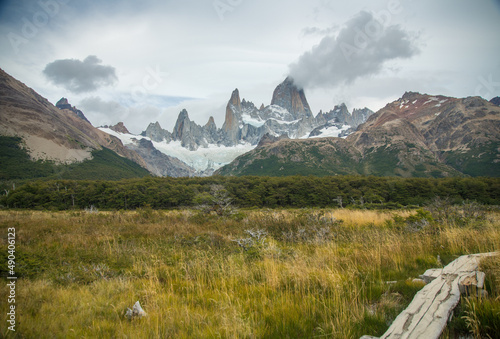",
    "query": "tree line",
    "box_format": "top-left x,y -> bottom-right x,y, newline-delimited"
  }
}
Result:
1,175 -> 499,210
